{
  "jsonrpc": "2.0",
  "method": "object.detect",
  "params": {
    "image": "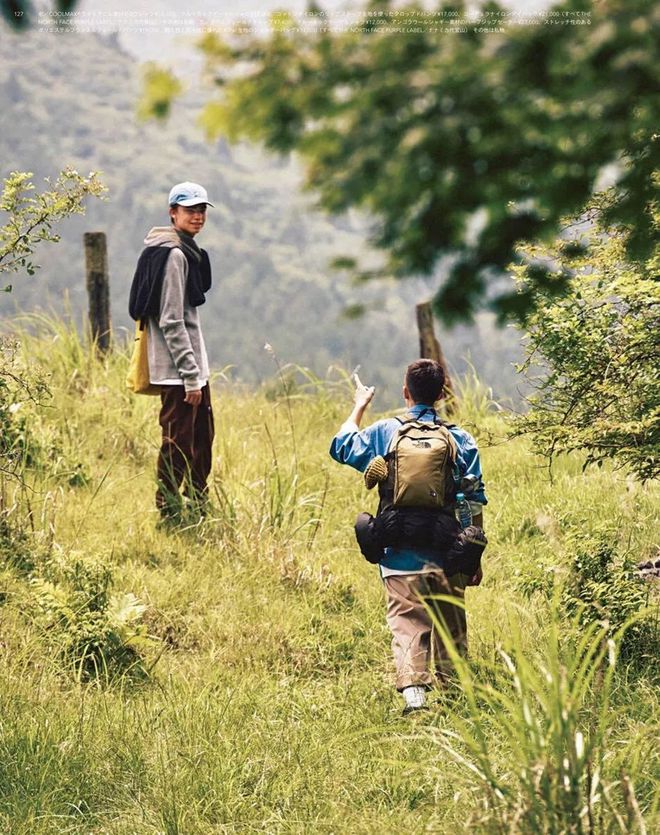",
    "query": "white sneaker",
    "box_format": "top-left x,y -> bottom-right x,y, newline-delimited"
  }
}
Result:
402,685 -> 427,715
